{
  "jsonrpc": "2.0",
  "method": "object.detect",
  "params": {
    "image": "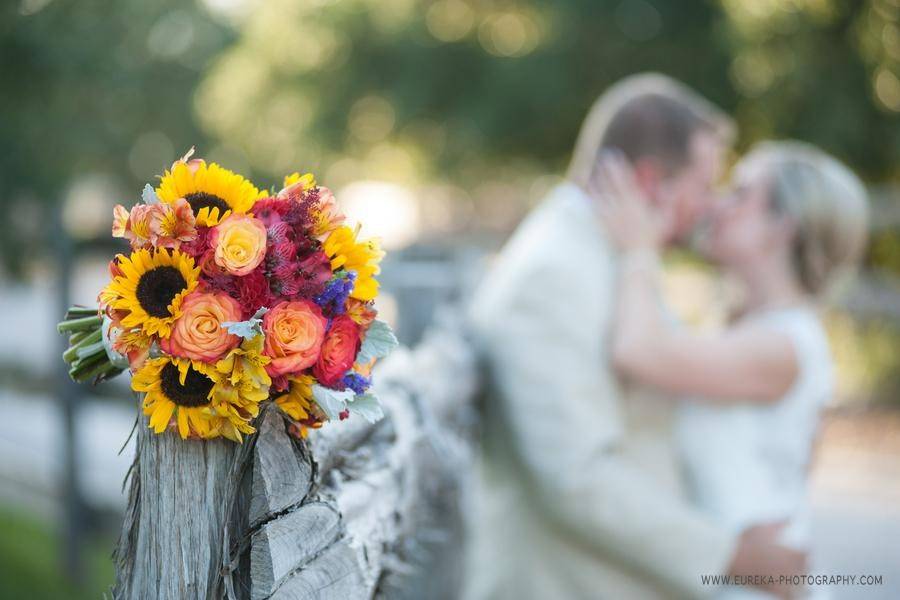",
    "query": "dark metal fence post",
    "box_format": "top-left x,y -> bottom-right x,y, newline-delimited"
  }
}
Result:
53,209 -> 85,586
